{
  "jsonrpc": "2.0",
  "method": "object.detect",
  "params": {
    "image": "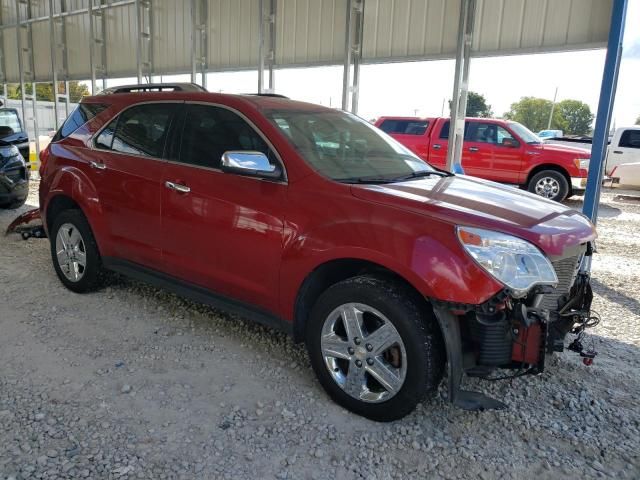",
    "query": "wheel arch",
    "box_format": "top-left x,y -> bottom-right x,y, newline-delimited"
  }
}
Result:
292,257 -> 436,343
